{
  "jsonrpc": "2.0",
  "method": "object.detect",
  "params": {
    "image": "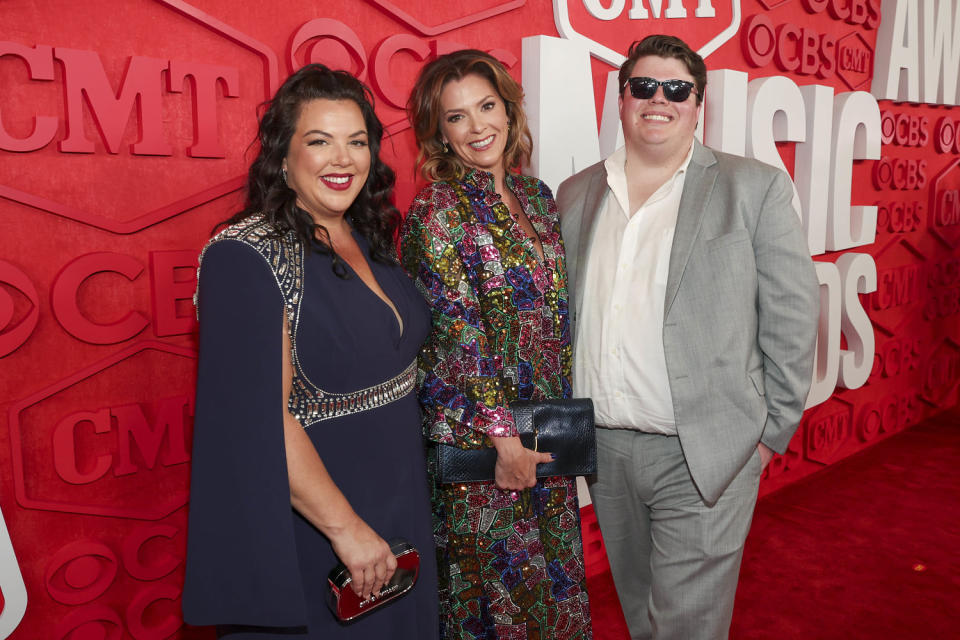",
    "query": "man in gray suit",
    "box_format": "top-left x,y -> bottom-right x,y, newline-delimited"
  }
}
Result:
556,35 -> 819,639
